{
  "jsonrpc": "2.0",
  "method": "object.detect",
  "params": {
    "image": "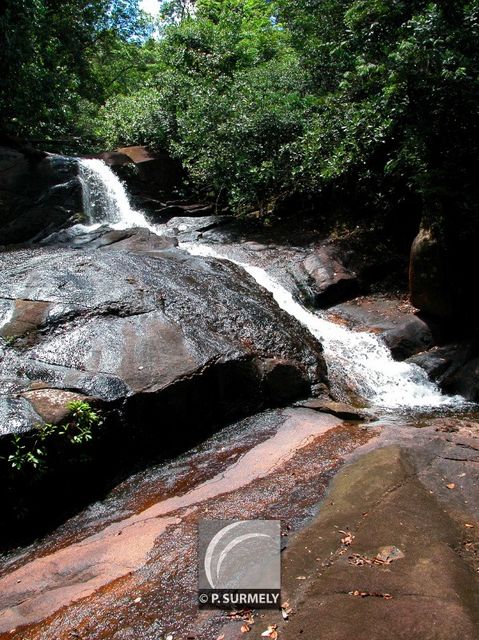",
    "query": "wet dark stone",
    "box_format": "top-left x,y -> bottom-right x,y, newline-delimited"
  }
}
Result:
0,227 -> 328,544
329,296 -> 434,361
0,144 -> 82,245
408,341 -> 479,402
